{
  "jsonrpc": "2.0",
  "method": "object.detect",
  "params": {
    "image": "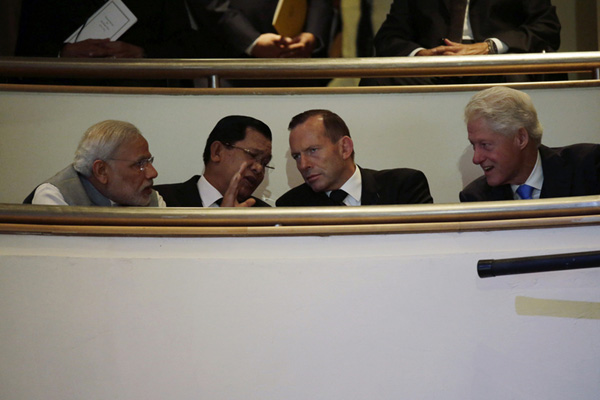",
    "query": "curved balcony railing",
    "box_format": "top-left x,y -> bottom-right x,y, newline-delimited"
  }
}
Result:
1,196 -> 599,237
1,52 -> 600,88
